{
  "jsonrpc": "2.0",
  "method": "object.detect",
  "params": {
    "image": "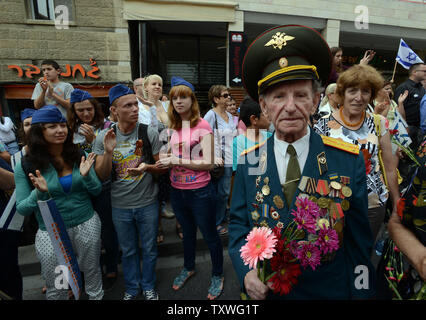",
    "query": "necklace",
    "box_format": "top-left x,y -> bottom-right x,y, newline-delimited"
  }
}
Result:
339,107 -> 365,128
